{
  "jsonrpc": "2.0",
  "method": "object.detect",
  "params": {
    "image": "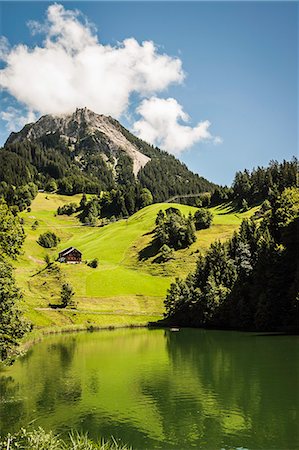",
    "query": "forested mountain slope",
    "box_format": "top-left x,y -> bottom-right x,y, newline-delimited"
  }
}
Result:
0,108 -> 215,207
